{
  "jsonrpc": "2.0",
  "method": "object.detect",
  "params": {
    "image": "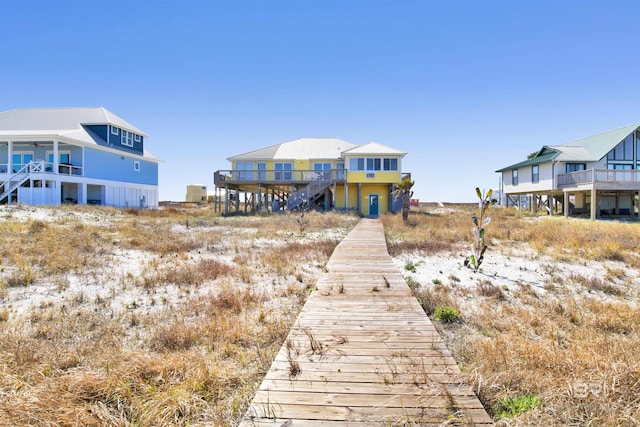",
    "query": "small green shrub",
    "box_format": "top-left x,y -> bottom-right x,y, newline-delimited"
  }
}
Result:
434,305 -> 459,323
497,394 -> 541,418
404,260 -> 421,273
405,276 -> 420,289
